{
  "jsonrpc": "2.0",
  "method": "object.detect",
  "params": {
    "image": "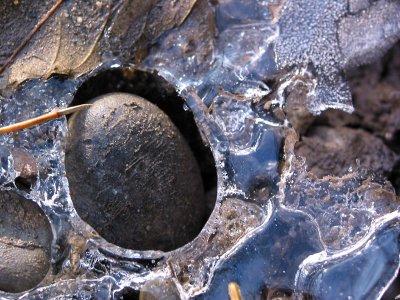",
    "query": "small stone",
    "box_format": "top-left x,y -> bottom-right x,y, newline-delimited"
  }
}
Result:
140,278 -> 180,300
11,148 -> 38,191
263,100 -> 273,111
66,93 -> 205,251
0,191 -> 52,293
